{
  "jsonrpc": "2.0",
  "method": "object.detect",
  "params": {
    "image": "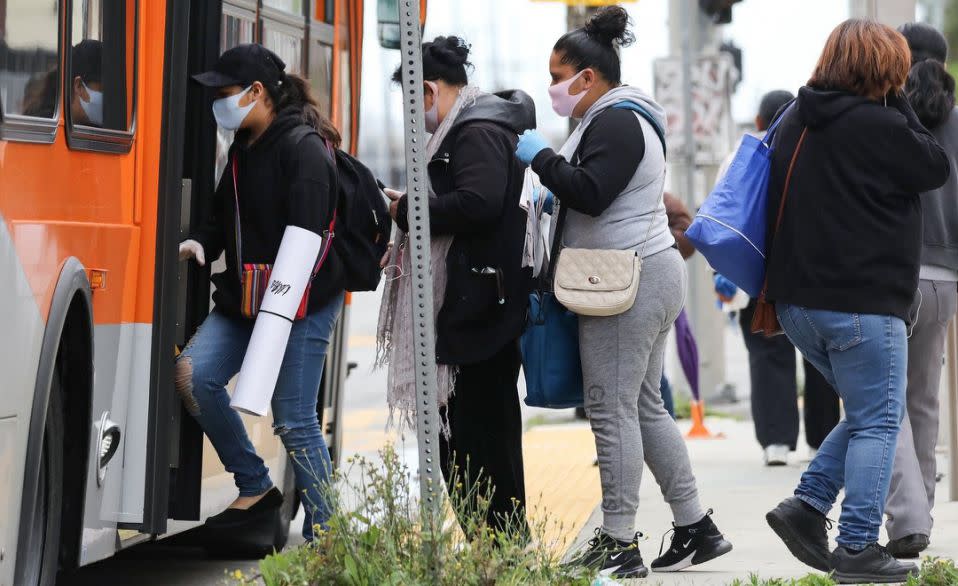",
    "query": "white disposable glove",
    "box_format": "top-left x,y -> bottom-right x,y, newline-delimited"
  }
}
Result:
178,239 -> 206,266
